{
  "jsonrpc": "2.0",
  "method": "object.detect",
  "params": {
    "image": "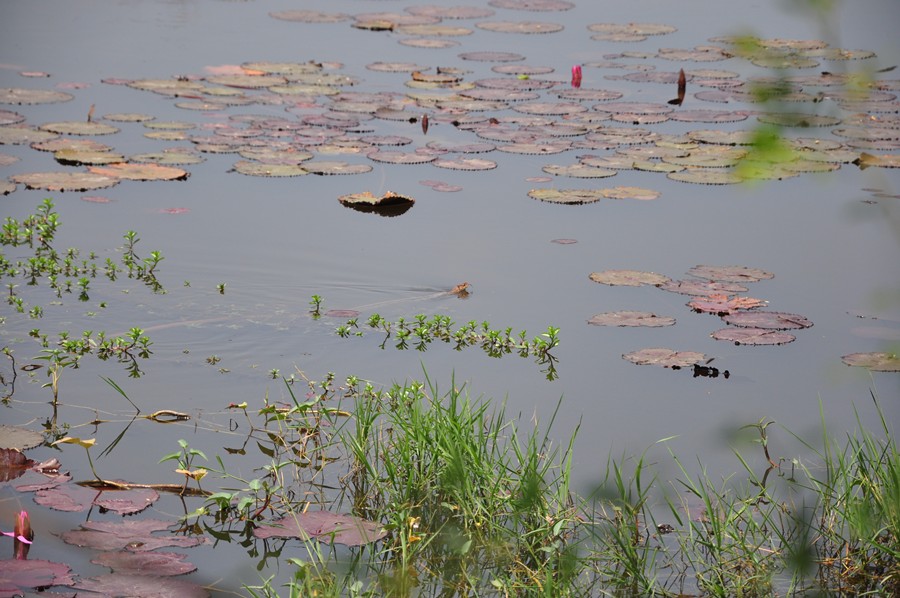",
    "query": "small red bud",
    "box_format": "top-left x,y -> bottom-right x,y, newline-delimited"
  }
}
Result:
571,65 -> 582,89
